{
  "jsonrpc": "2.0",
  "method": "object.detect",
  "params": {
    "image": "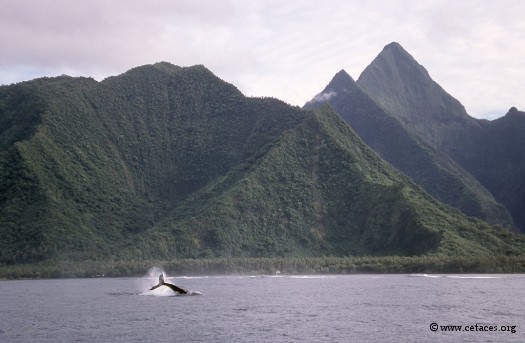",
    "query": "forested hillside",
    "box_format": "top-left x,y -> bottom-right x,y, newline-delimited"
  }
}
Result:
304,70 -> 513,228
1,62 -> 524,271
356,42 -> 525,232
